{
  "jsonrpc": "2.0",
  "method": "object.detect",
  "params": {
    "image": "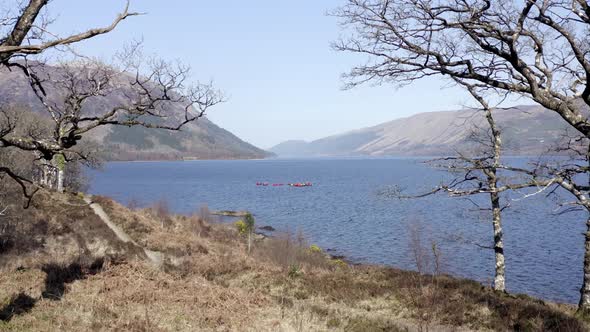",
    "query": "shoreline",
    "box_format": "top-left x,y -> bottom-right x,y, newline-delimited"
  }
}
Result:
4,191 -> 581,331
101,154 -> 569,163
249,220 -> 577,307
